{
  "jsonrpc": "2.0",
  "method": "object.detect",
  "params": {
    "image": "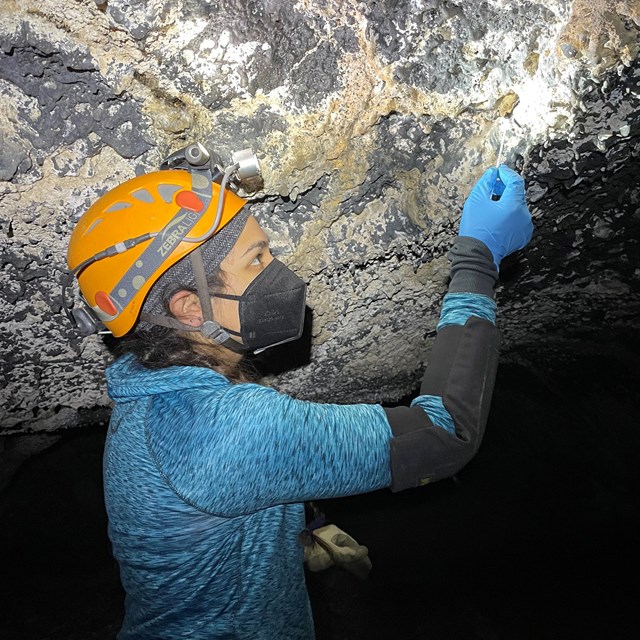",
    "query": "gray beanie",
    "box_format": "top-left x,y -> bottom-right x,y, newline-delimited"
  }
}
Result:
138,207 -> 251,330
